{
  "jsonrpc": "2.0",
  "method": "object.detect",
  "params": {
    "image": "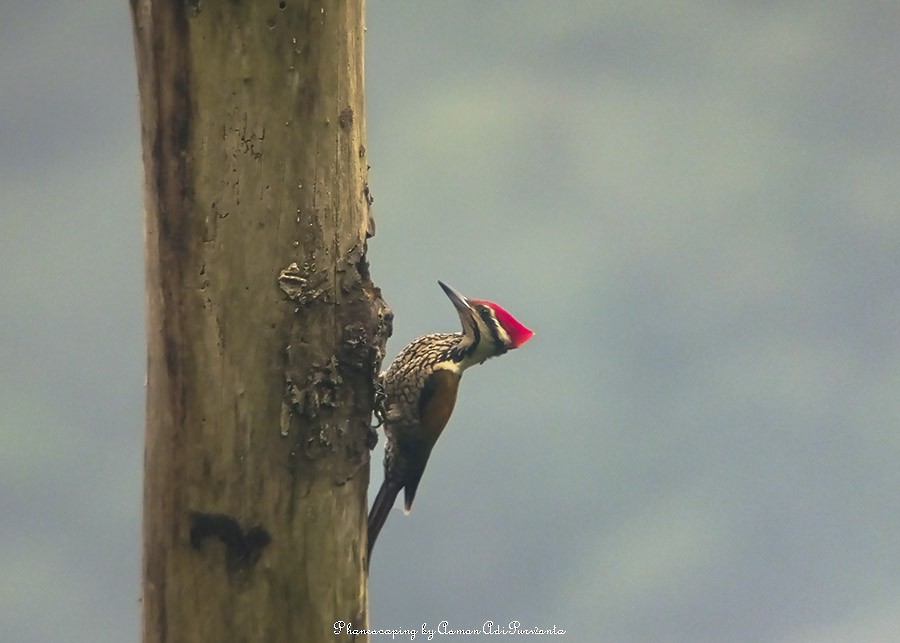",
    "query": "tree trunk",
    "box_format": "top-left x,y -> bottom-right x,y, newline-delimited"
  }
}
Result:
131,1 -> 389,641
